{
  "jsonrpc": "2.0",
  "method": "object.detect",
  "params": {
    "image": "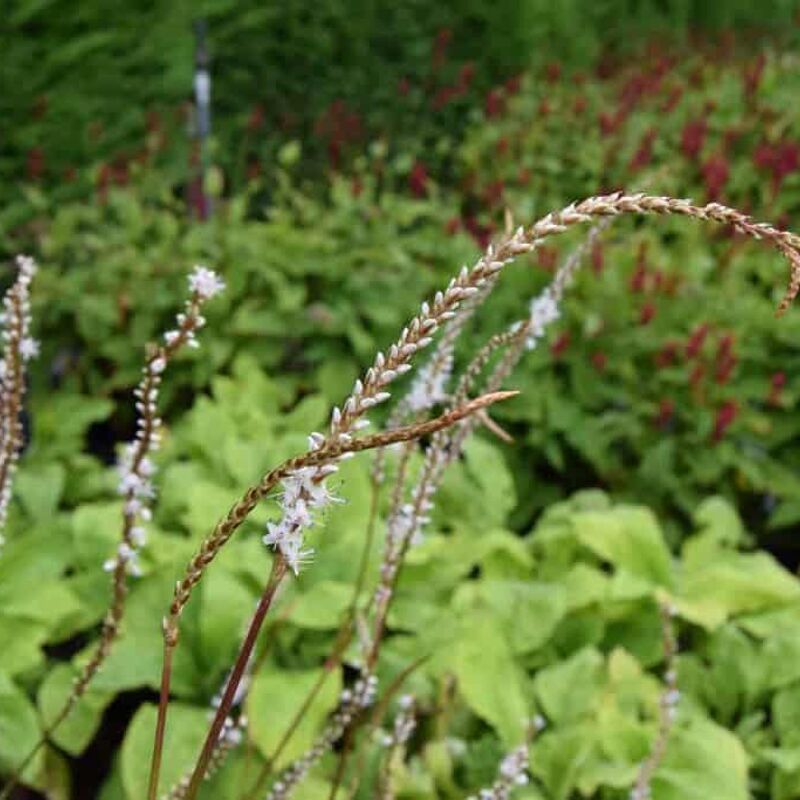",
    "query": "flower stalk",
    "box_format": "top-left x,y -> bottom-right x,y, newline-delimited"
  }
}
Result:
0,255 -> 38,548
